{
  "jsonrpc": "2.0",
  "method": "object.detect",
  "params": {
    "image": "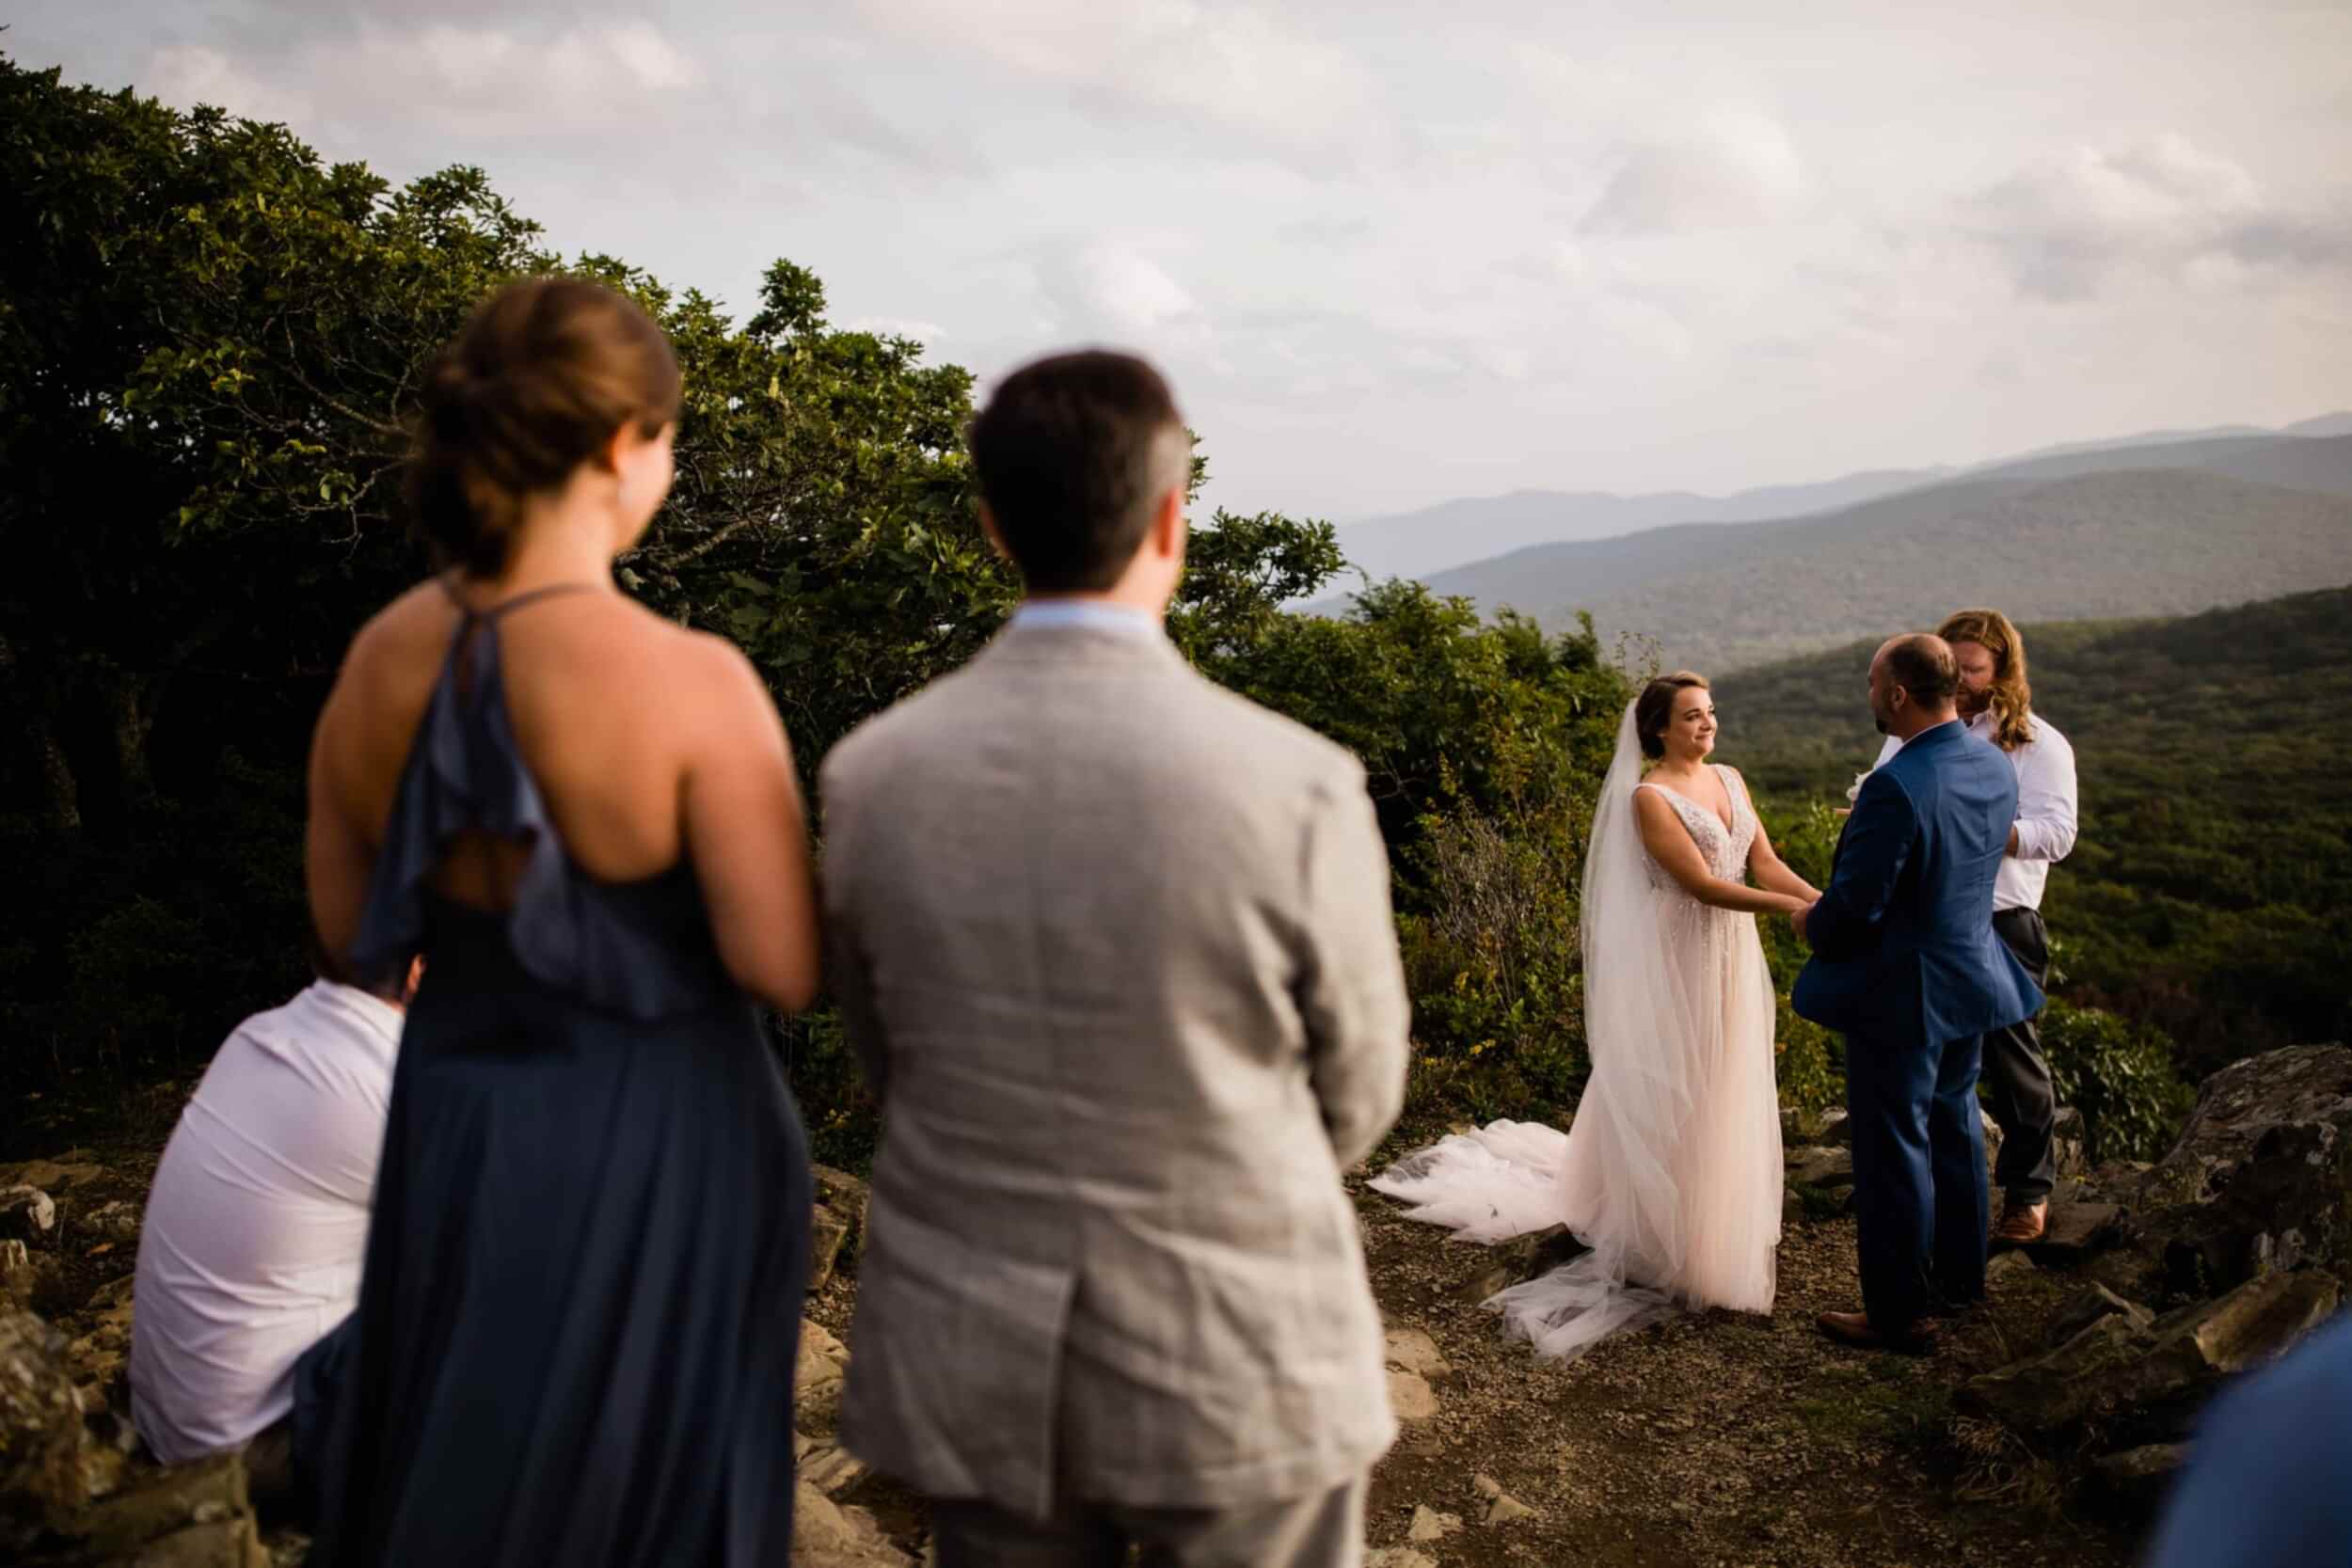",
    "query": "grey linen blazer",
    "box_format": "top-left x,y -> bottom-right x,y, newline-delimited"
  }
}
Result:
819,618 -> 1410,1519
